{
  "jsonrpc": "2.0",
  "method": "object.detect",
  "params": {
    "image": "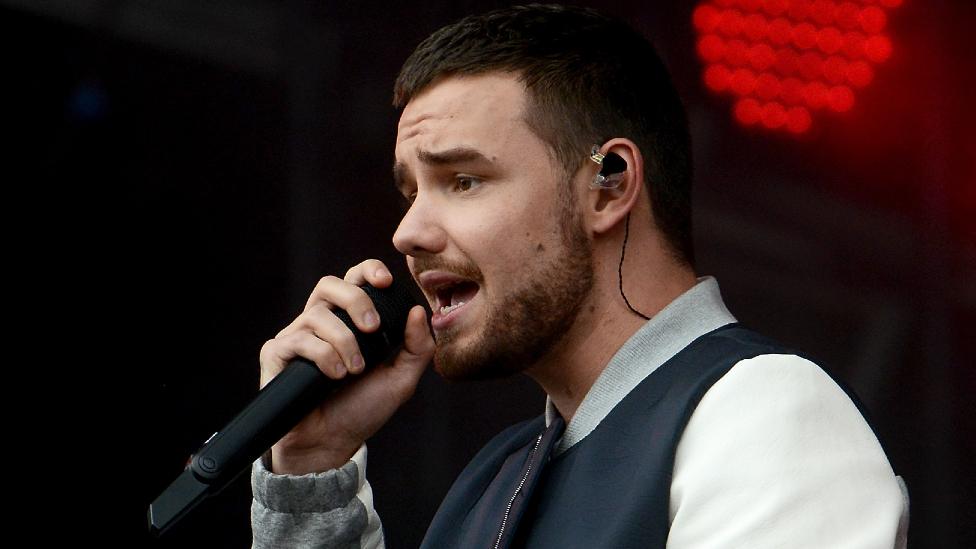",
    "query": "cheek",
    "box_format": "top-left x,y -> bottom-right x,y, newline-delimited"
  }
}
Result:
456,198 -> 562,273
